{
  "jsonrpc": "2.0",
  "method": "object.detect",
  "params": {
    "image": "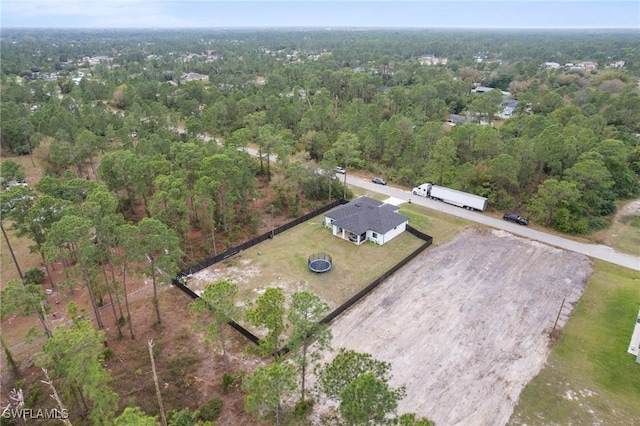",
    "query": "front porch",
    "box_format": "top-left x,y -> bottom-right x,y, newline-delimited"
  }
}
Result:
333,226 -> 367,245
